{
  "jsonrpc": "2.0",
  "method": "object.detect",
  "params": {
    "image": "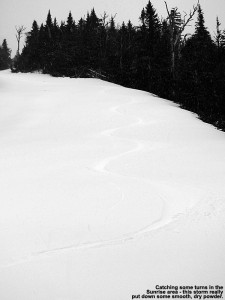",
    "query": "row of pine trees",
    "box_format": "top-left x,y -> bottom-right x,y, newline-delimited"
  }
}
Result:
2,1 -> 225,130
